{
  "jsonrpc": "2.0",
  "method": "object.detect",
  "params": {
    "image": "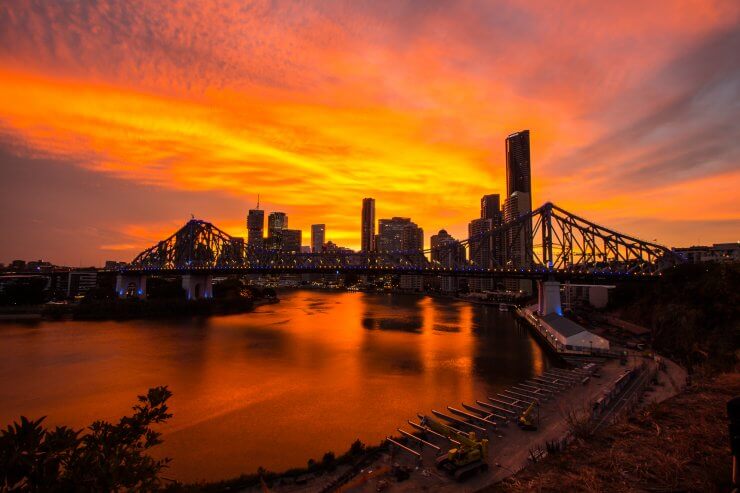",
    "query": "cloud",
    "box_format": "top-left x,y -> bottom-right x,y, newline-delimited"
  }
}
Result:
545,25 -> 740,188
0,0 -> 738,264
